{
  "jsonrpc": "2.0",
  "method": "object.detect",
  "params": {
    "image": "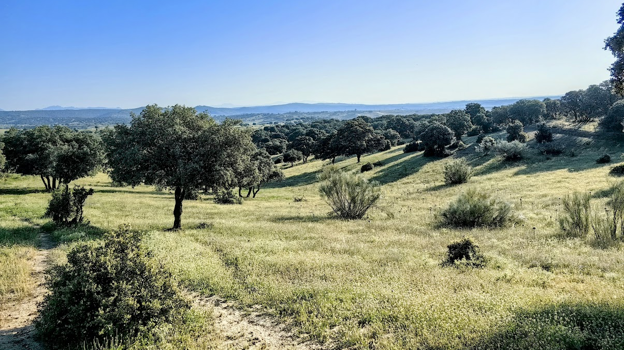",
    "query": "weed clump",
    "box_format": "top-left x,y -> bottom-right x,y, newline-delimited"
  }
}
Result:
360,162 -> 374,173
45,185 -> 94,226
35,226 -> 189,348
597,154 -> 611,164
443,237 -> 487,268
214,189 -> 243,204
318,167 -> 380,220
495,140 -> 526,161
559,192 -> 592,238
443,159 -> 472,185
438,189 -> 514,228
